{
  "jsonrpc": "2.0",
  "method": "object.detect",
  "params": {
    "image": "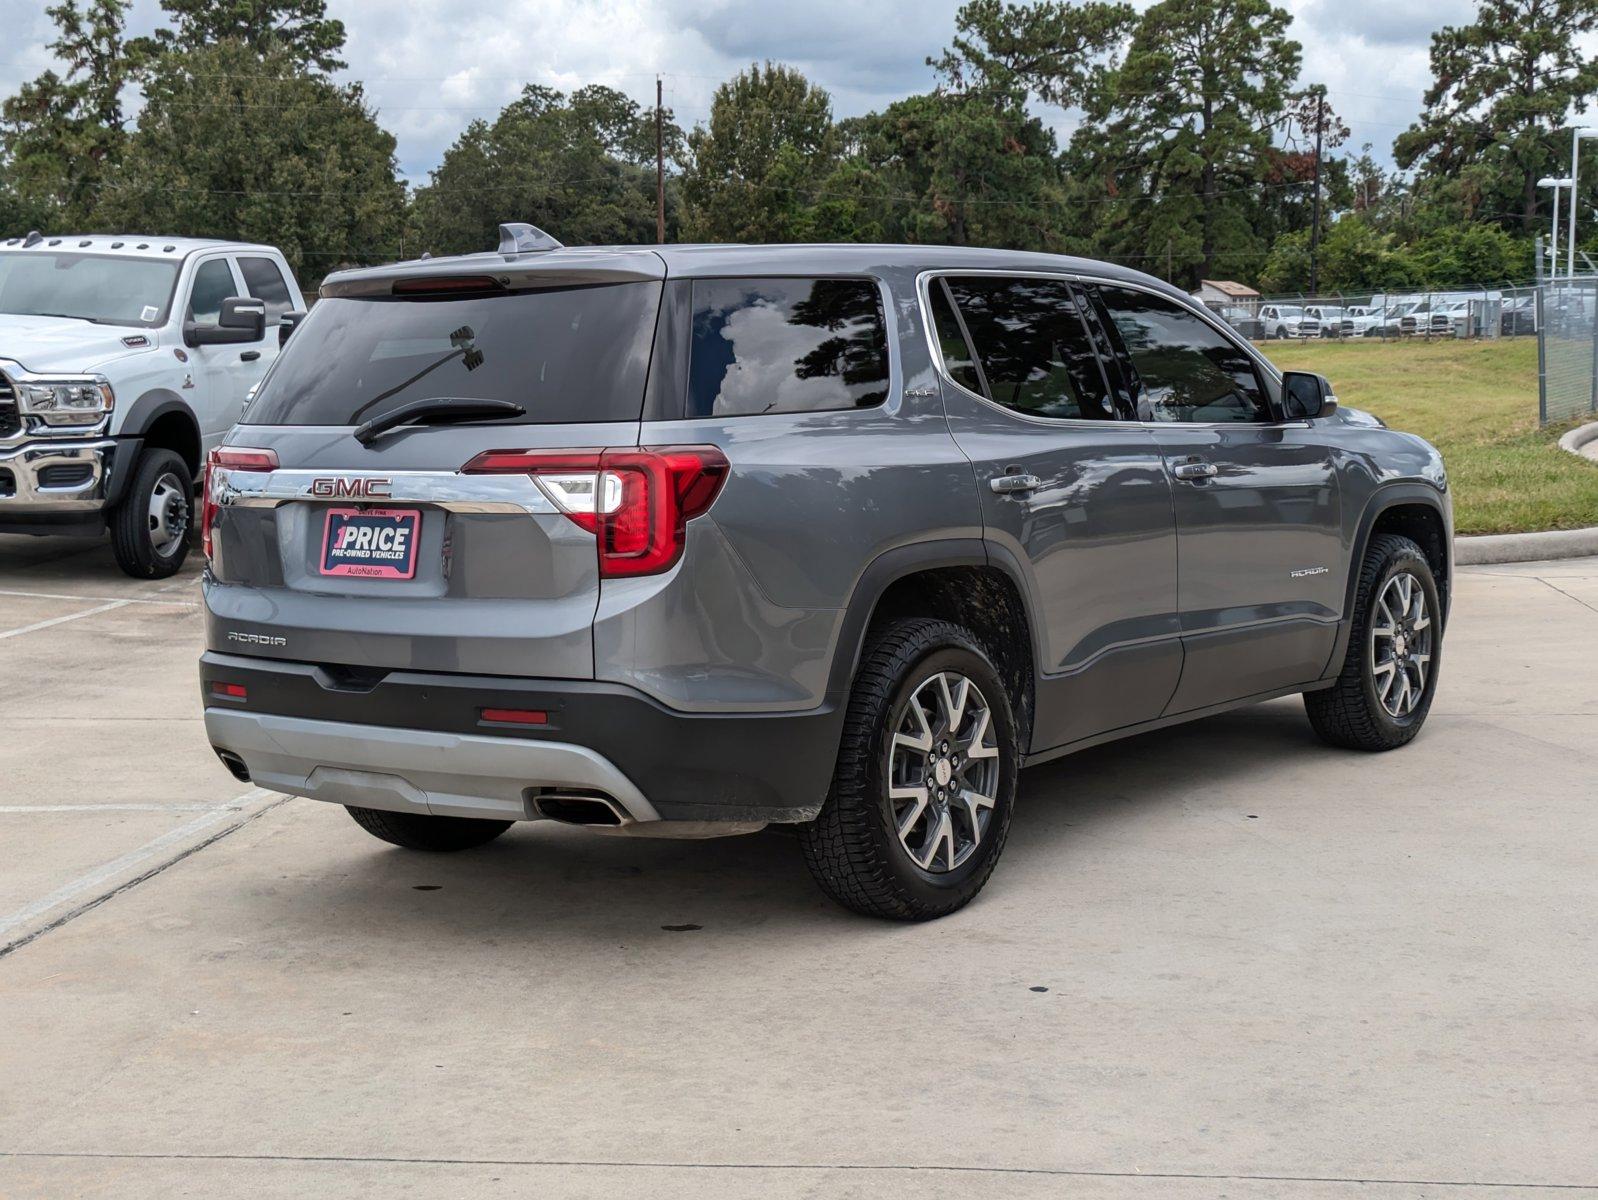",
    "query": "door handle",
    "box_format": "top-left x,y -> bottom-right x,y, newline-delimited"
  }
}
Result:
990,473 -> 1041,495
1172,461 -> 1218,481
240,350 -> 261,362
